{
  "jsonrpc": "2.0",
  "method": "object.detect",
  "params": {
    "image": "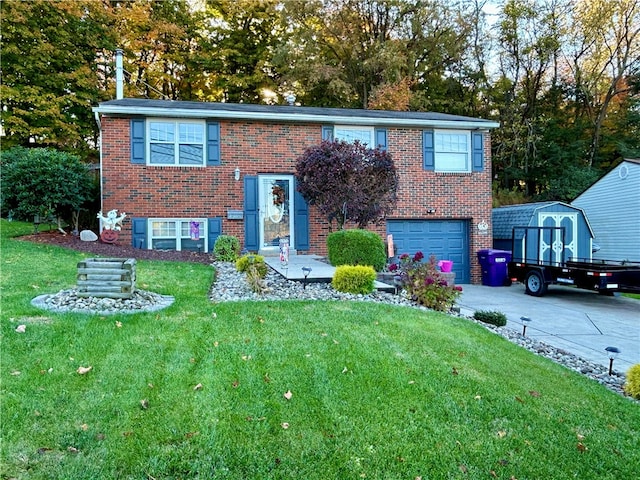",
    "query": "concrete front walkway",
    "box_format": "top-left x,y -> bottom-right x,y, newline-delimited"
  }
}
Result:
264,254 -> 336,281
264,254 -> 394,291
